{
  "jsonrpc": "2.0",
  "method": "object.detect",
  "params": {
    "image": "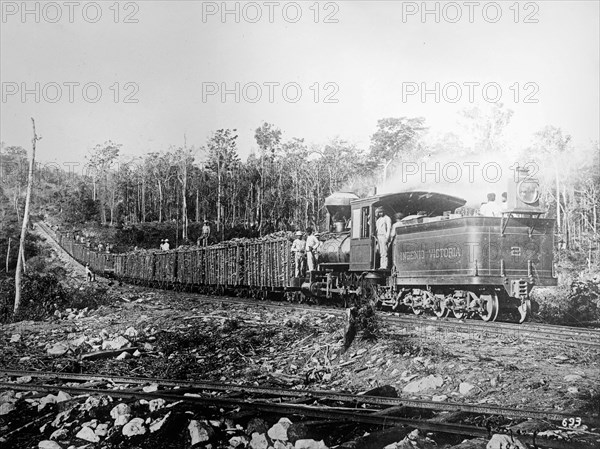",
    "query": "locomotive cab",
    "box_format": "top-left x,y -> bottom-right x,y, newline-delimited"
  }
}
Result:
348,191 -> 467,272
